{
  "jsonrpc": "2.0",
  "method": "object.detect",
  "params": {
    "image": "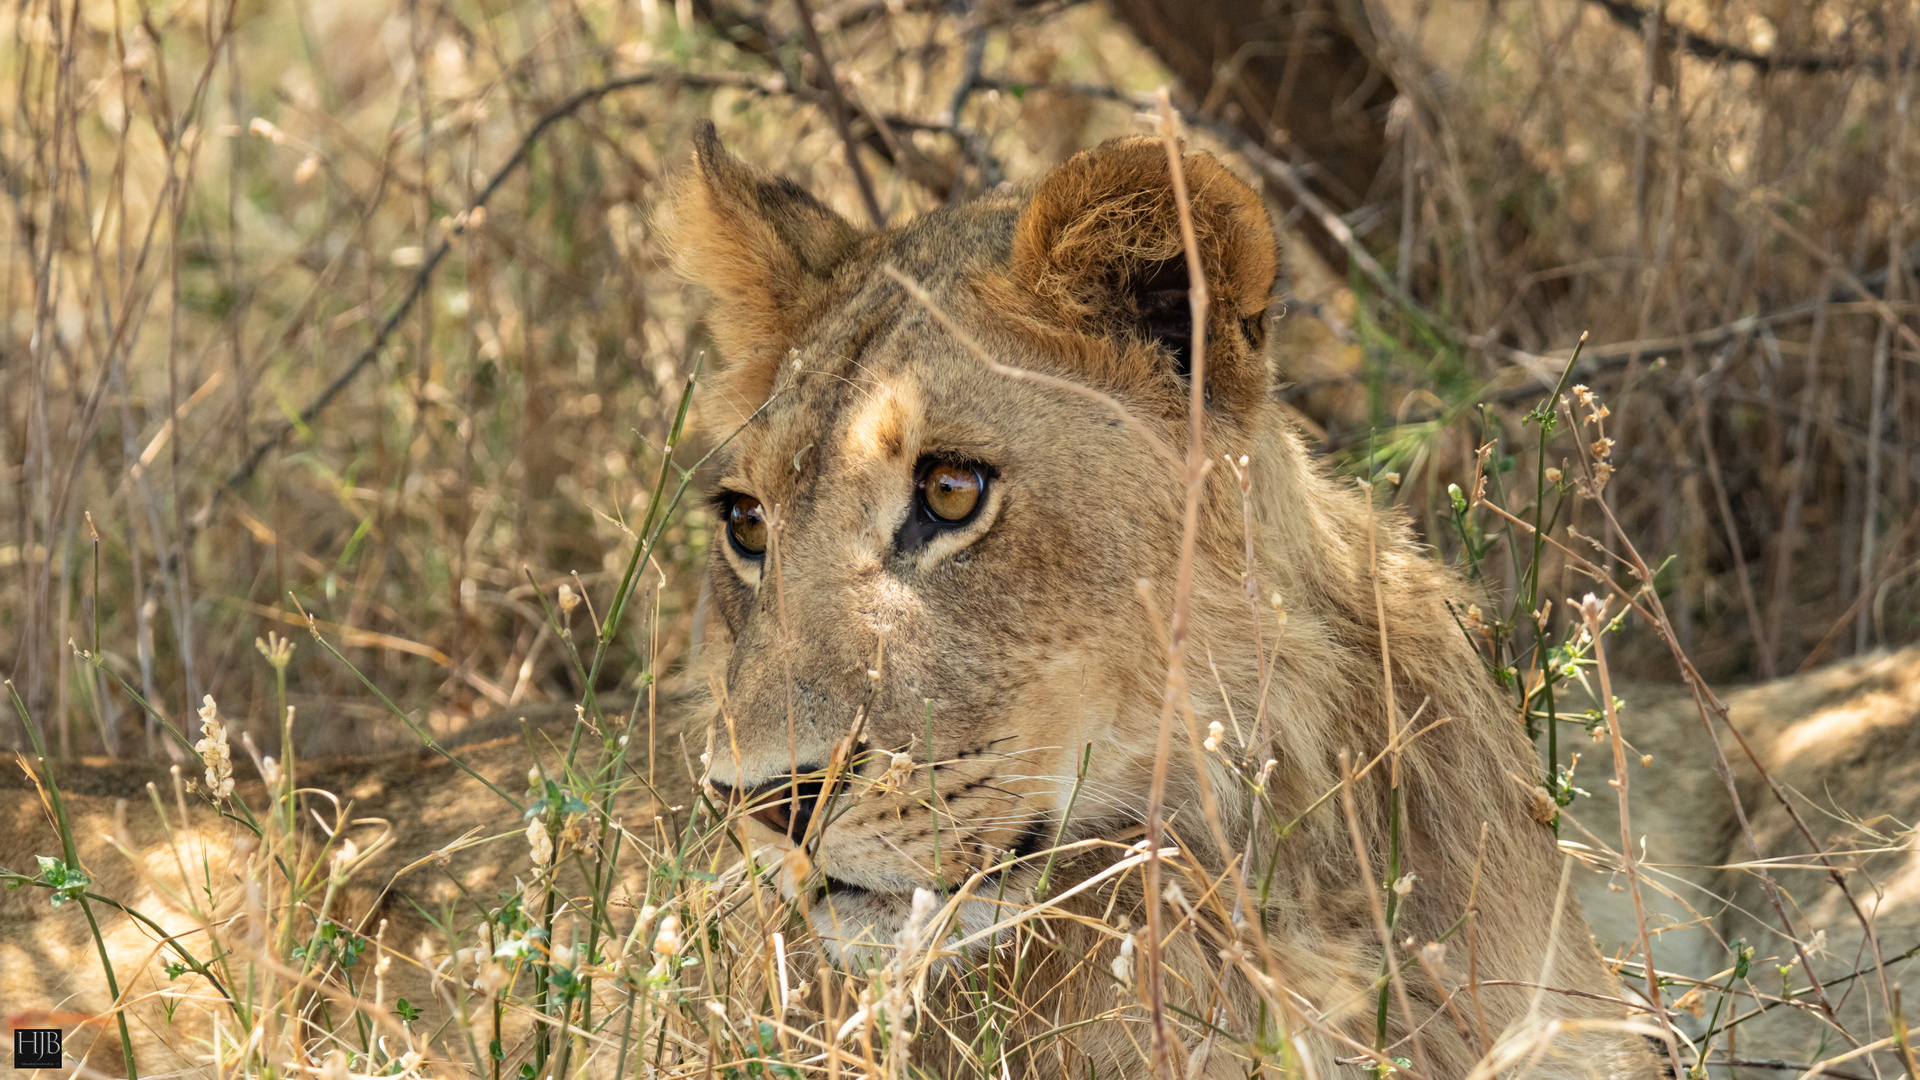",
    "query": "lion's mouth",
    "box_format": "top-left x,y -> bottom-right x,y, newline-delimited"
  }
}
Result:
802,819 -> 1055,907
813,874 -> 872,902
